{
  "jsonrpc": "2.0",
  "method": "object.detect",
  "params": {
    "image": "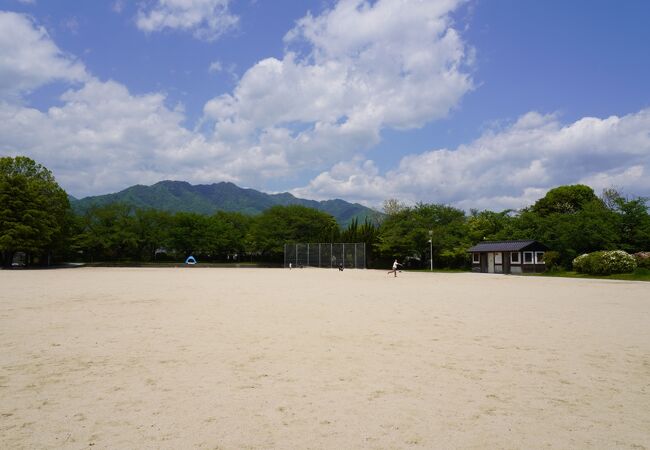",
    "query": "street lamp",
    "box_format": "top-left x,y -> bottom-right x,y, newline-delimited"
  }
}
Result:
428,229 -> 433,271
